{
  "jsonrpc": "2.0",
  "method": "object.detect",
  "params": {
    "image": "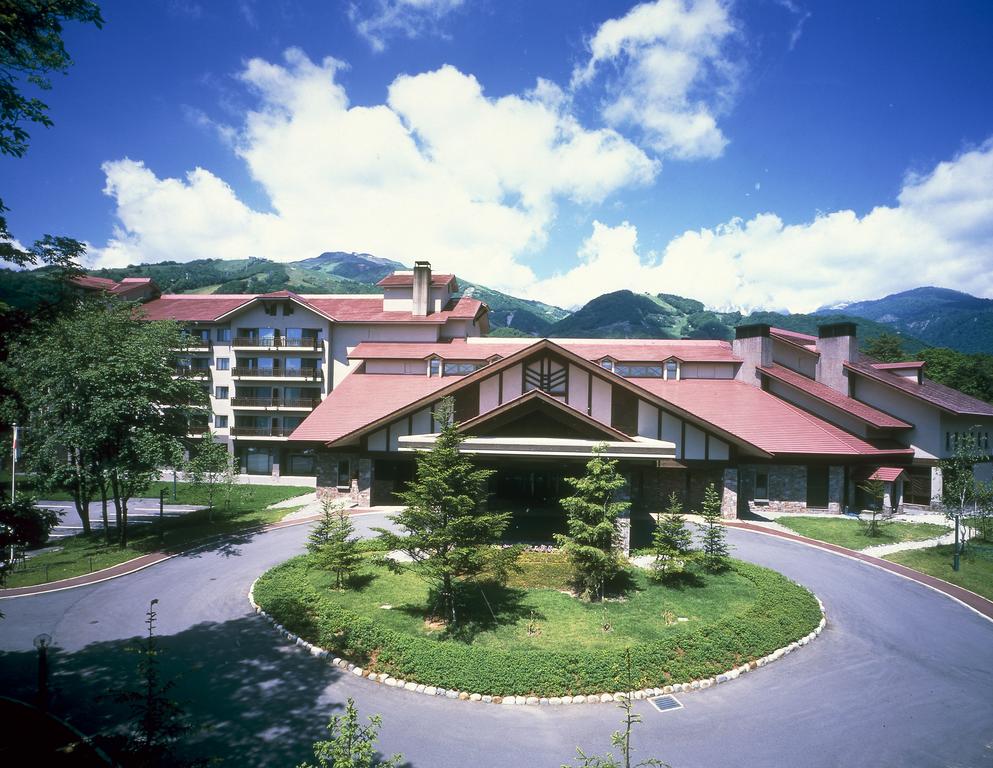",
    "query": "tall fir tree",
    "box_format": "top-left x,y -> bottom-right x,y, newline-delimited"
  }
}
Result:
309,497 -> 361,589
697,483 -> 731,571
649,492 -> 697,582
555,444 -> 628,601
373,398 -> 515,625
